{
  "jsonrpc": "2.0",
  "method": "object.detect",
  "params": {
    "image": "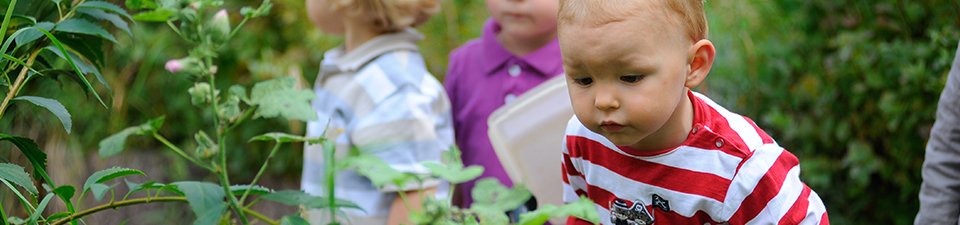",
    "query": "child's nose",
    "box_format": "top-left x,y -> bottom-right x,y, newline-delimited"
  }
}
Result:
594,89 -> 620,111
